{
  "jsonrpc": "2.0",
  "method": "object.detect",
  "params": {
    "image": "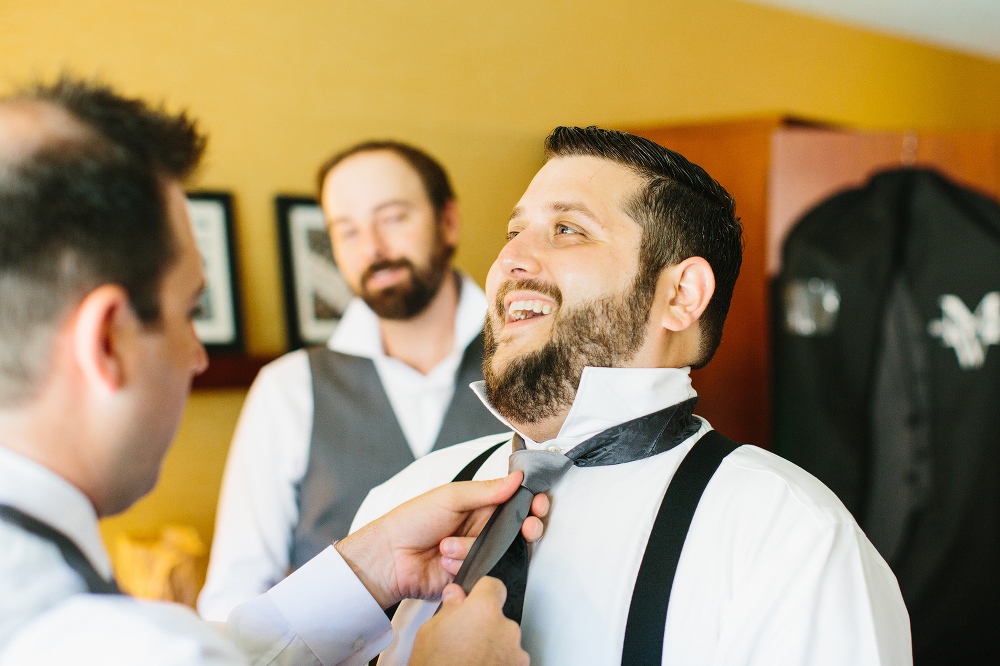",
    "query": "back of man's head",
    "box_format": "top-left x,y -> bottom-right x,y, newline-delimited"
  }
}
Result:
0,77 -> 205,406
544,126 -> 743,368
